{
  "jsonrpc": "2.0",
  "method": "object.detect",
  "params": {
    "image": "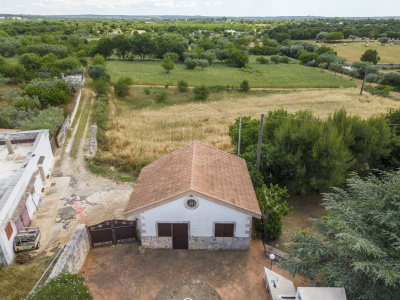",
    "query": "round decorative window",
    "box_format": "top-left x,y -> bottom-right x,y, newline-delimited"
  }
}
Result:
184,196 -> 199,209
